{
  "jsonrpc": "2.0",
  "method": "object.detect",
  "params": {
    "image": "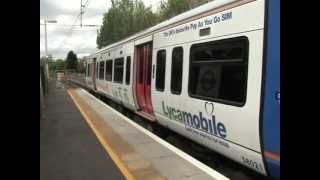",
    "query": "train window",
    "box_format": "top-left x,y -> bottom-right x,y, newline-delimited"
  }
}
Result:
139,49 -> 144,83
171,47 -> 183,95
125,56 -> 131,85
87,63 -> 91,77
99,61 -> 105,80
96,62 -> 99,79
156,50 -> 166,91
147,48 -> 152,86
114,58 -> 124,83
189,36 -> 248,106
105,60 -> 113,81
